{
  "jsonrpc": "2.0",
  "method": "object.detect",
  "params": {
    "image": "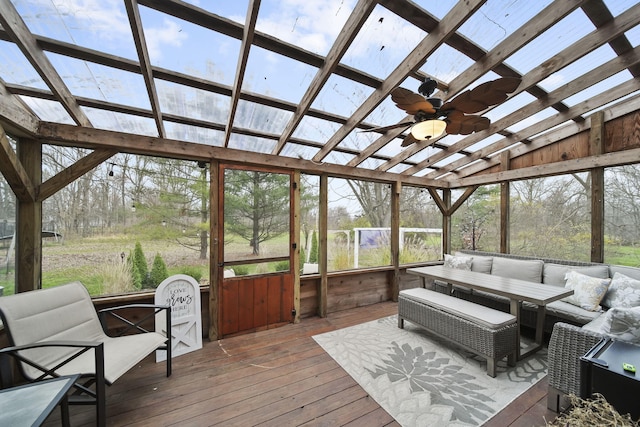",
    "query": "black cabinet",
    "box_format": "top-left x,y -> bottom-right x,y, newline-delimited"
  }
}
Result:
580,338 -> 640,421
